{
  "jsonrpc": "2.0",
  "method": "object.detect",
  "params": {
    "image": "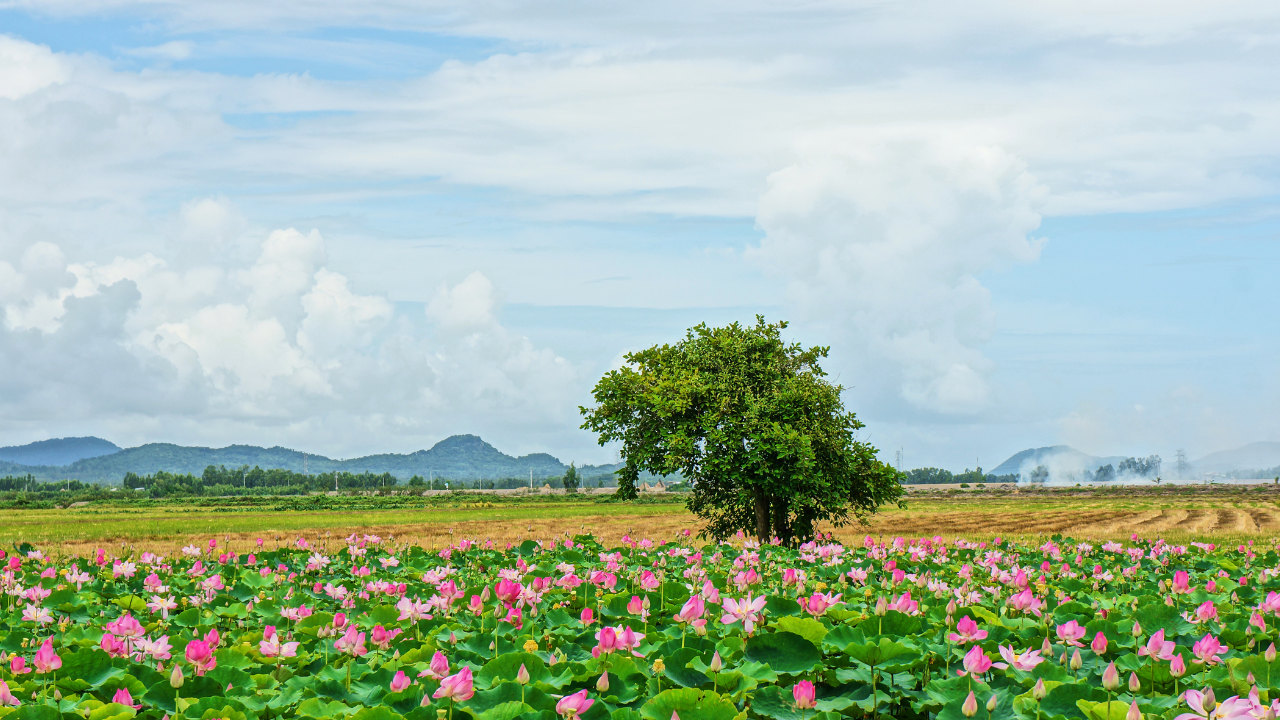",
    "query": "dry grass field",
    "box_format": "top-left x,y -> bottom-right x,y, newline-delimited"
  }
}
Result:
4,484 -> 1278,555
